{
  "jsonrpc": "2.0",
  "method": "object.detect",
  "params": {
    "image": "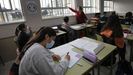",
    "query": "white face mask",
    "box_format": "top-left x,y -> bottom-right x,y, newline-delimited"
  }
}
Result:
46,40 -> 55,49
